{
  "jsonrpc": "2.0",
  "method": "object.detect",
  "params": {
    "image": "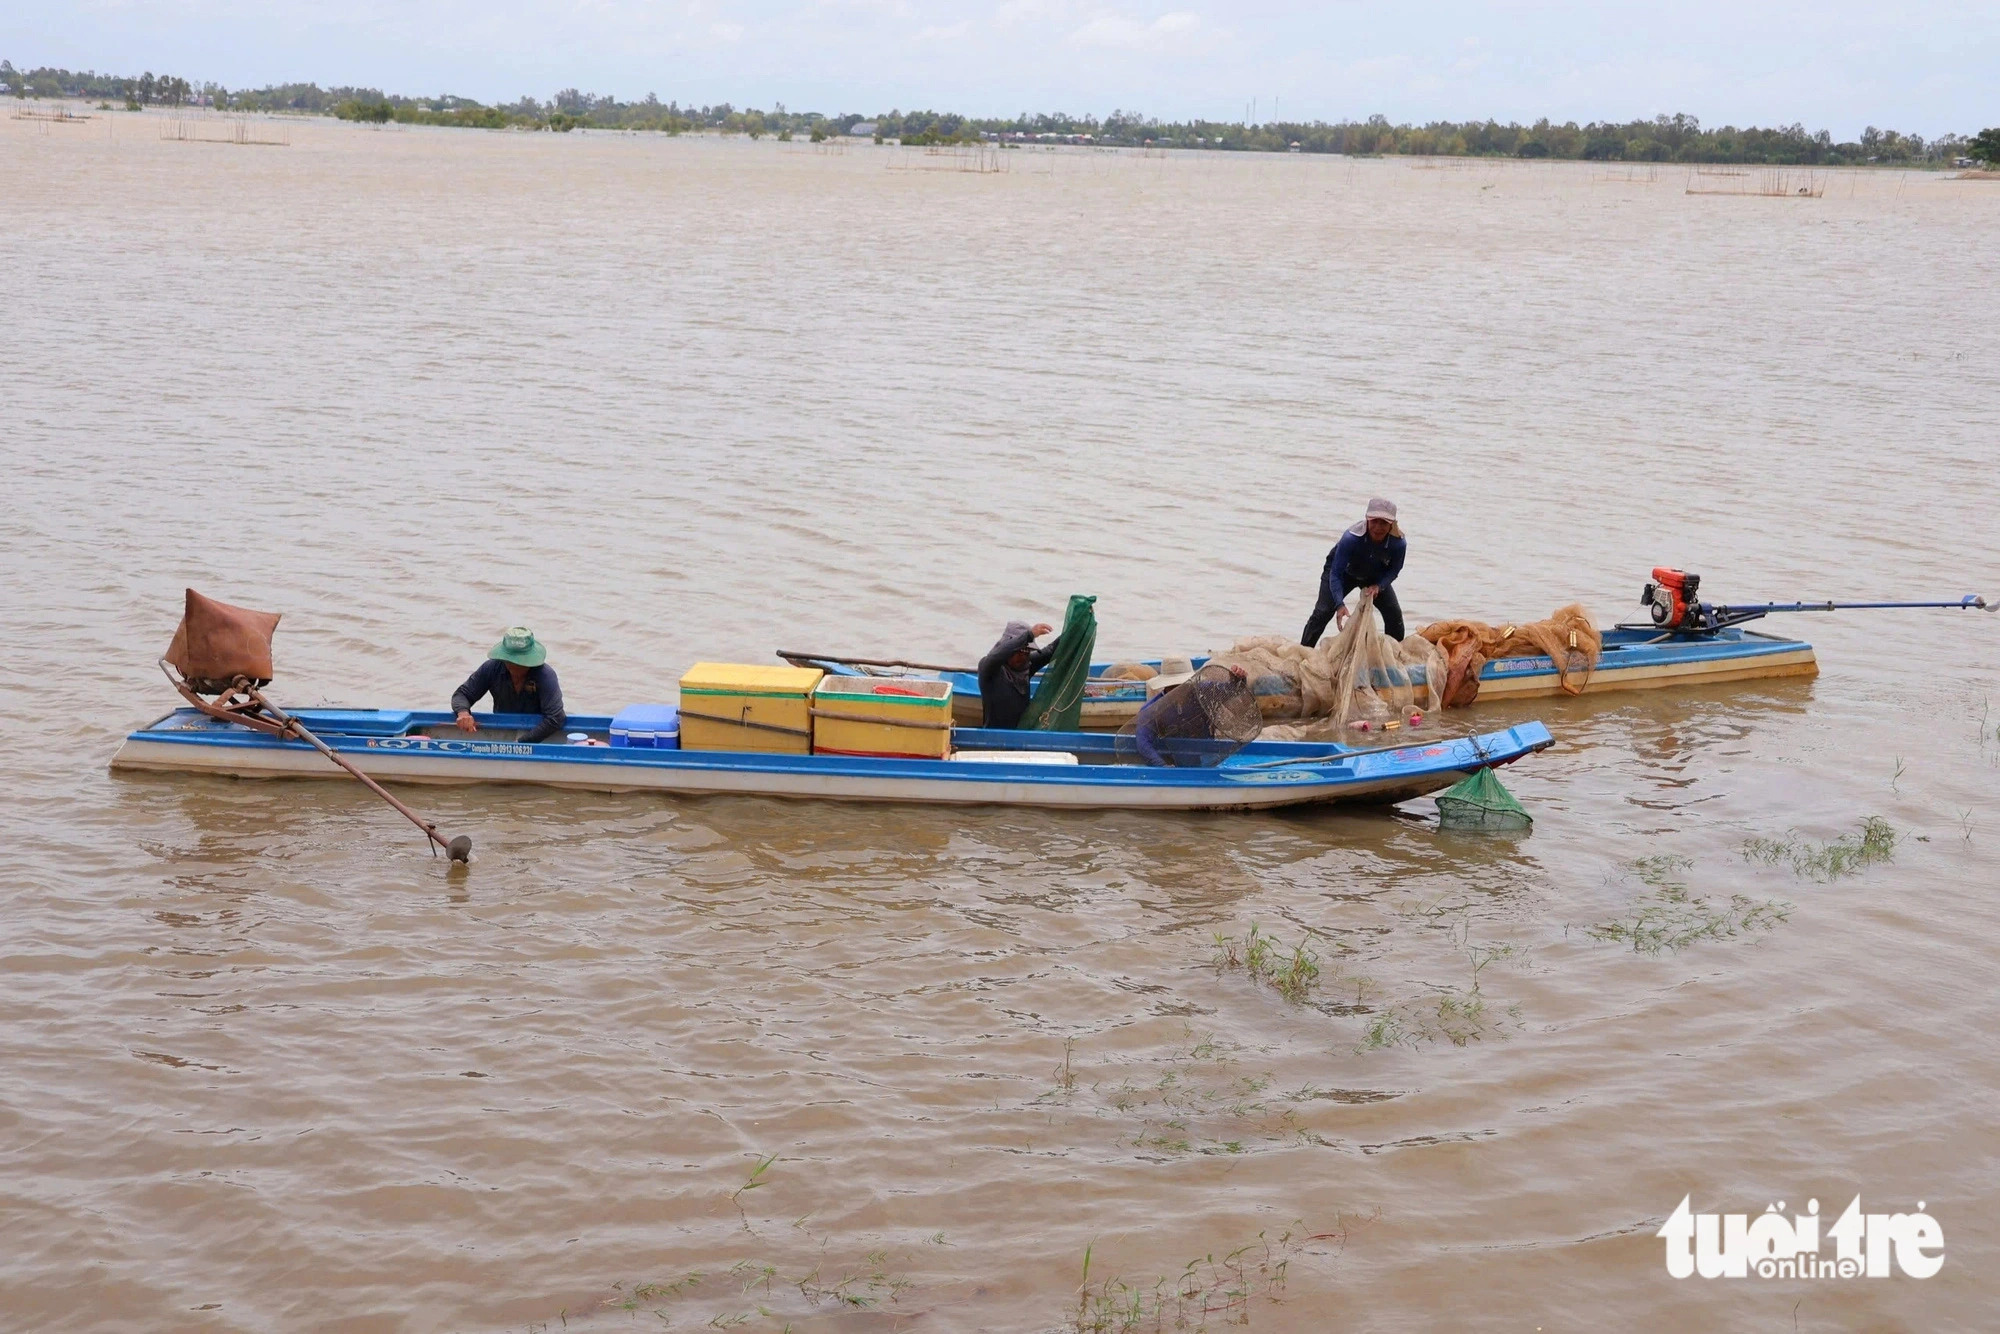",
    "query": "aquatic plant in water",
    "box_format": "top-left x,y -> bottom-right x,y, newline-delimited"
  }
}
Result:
1038,1029 -> 1346,1158
1073,1224 -> 1327,1333
1589,894 -> 1791,954
1212,923 -> 1326,1003
1742,816 -> 1897,881
1345,901 -> 1530,1050
594,1243 -> 916,1327
1588,853 -> 1791,954
1357,984 -> 1518,1050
